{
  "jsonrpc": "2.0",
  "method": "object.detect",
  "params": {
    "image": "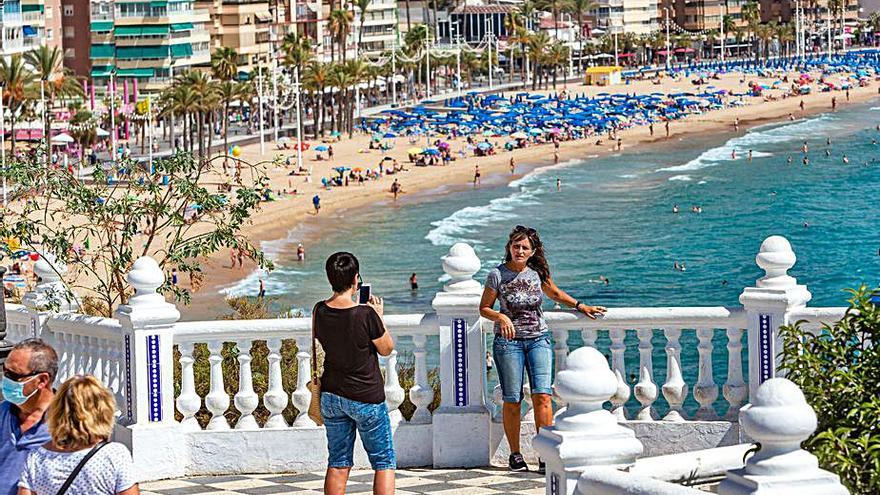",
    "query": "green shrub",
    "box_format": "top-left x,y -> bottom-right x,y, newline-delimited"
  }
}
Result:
779,286 -> 880,493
